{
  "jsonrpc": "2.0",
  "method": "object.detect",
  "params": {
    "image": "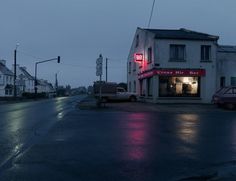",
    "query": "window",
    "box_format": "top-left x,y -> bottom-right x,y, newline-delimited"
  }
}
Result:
129,82 -> 131,92
201,45 -> 211,61
220,77 -> 225,87
159,76 -> 200,97
133,81 -> 136,93
147,47 -> 152,63
147,77 -> 153,97
231,77 -> 236,86
5,89 -> 9,95
128,62 -> 131,74
139,79 -> 144,96
170,45 -> 185,61
135,34 -> 139,48
133,61 -> 136,72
